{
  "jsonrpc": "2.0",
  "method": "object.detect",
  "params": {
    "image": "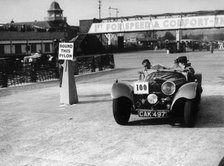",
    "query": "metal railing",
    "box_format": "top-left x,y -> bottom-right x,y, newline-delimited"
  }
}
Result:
0,53 -> 114,88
